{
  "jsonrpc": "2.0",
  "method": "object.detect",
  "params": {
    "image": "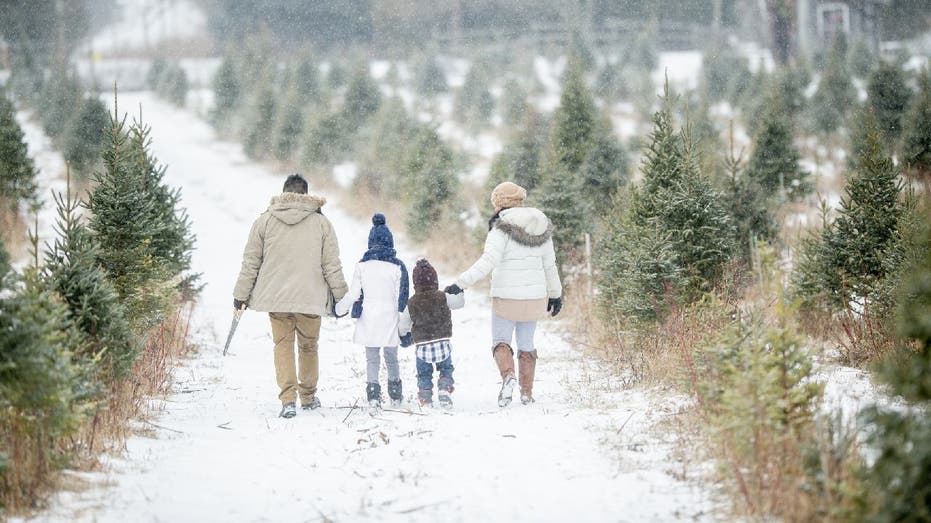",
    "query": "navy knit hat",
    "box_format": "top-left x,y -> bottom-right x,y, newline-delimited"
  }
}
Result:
368,213 -> 394,250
